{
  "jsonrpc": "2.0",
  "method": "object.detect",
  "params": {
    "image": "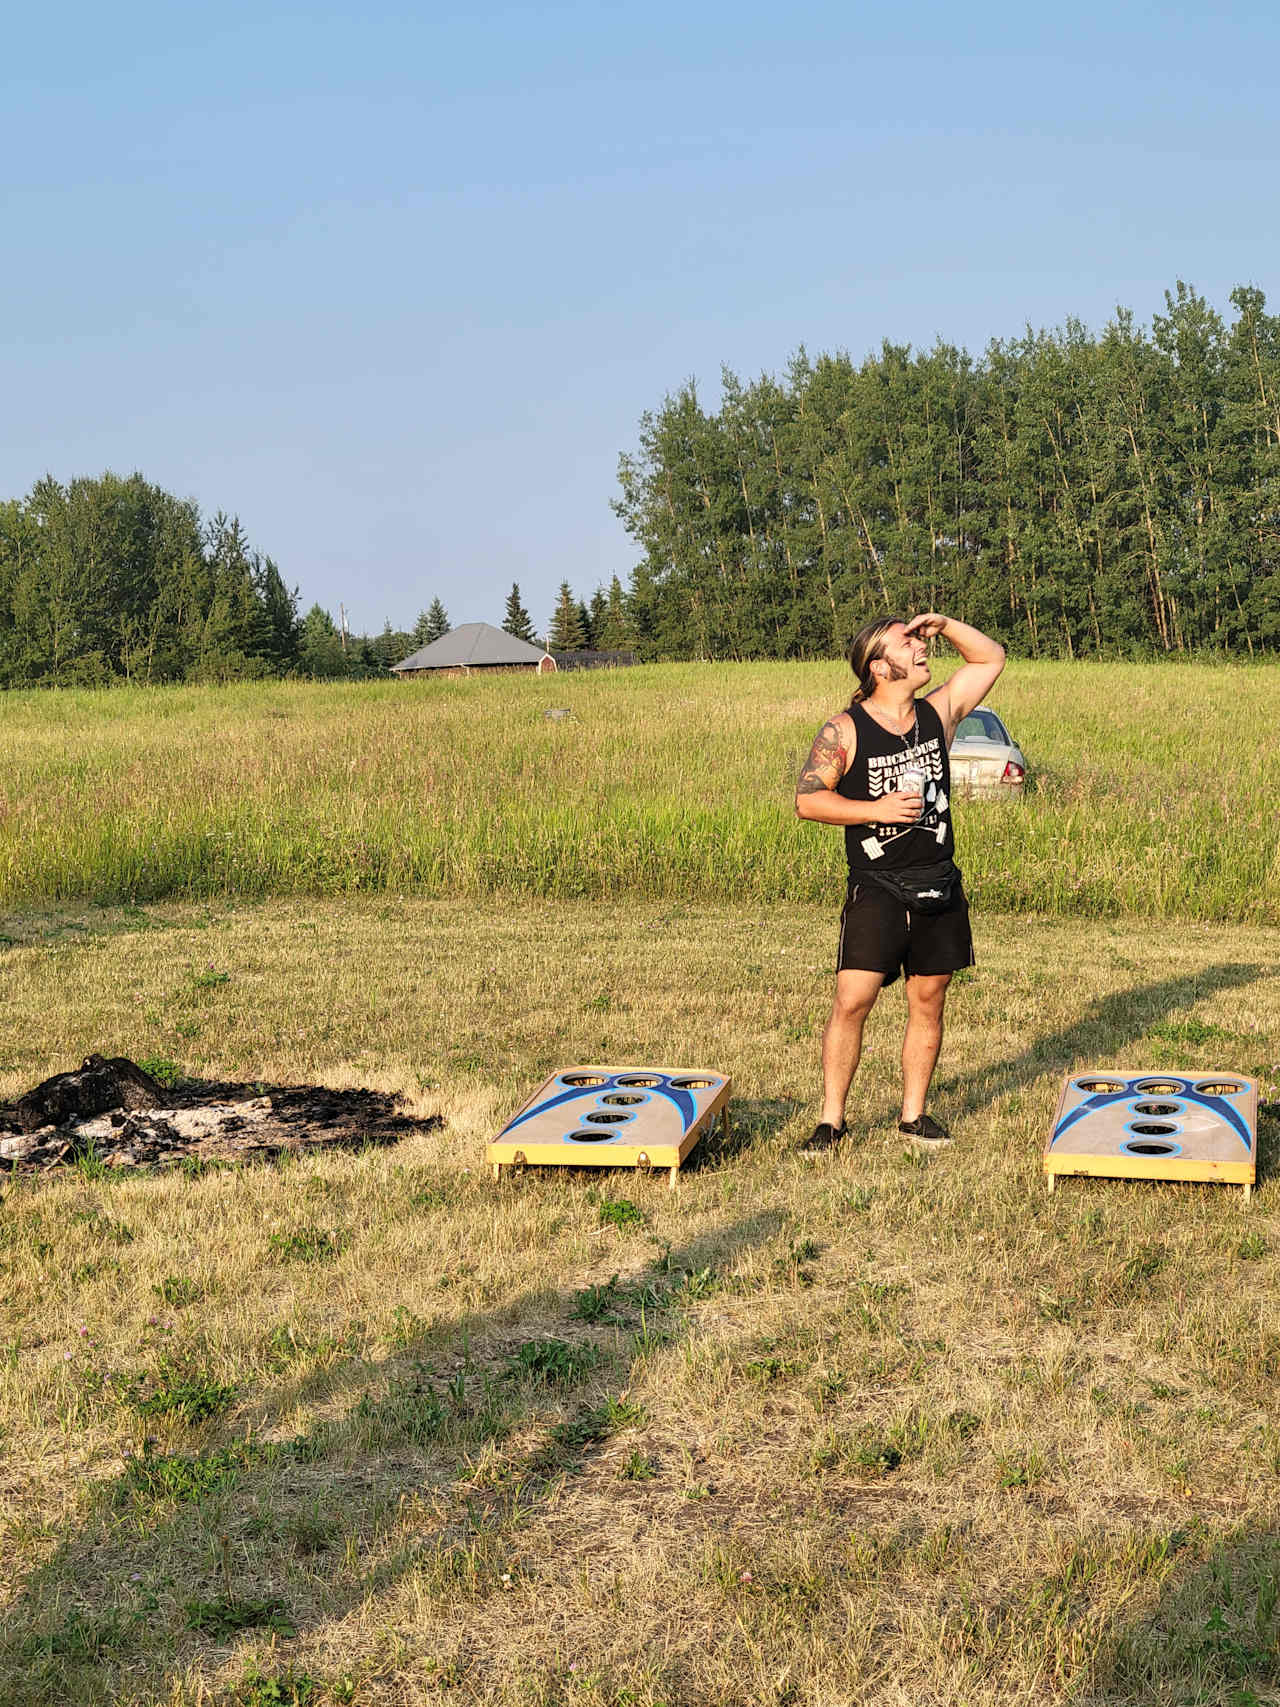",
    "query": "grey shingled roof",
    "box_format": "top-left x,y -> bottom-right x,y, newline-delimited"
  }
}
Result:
392,622 -> 549,671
